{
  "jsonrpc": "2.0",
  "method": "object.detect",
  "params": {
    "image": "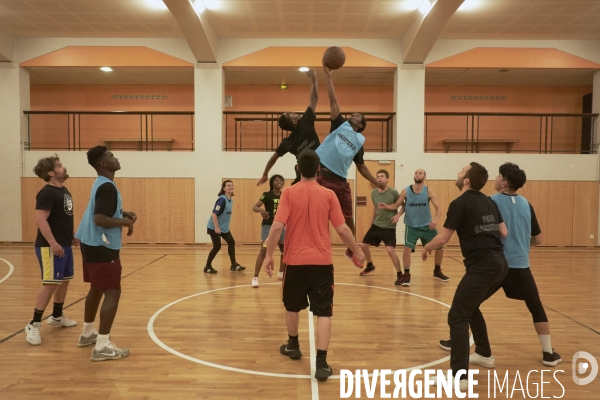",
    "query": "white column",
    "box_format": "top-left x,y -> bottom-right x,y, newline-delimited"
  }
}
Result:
0,64 -> 29,241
